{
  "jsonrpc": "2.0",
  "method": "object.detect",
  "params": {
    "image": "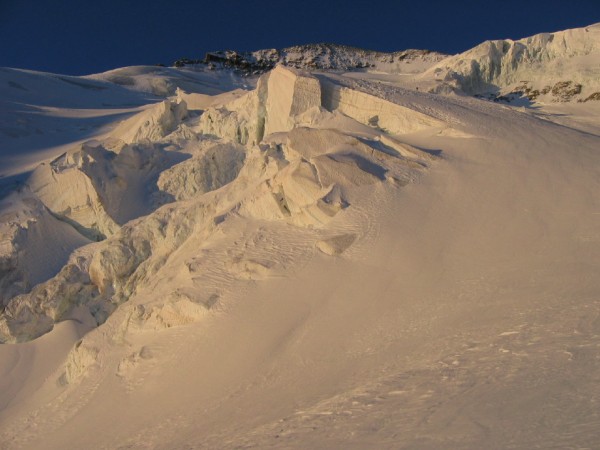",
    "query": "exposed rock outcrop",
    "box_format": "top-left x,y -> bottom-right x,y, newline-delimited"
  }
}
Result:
184,44 -> 447,75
